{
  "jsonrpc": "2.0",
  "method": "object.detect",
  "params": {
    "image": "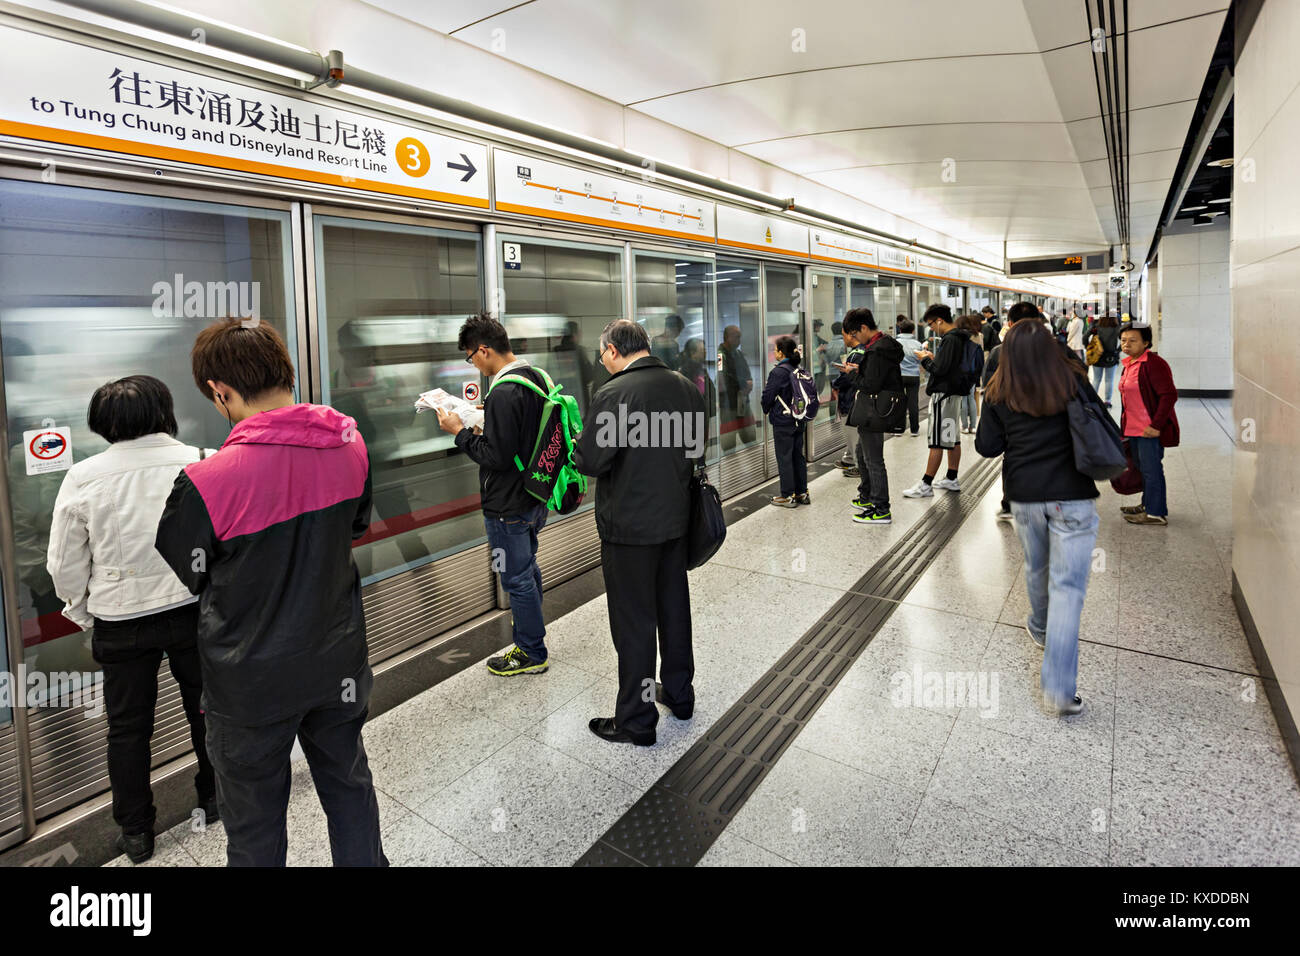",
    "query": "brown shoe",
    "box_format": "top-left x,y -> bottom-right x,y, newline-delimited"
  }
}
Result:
1124,512 -> 1167,525
1120,504 -> 1145,515
771,496 -> 798,508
